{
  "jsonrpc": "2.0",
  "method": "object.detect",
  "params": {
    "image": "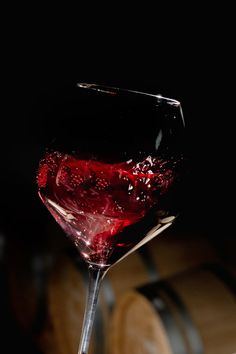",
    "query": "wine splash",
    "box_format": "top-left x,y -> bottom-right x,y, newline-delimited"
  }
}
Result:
37,151 -> 180,266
